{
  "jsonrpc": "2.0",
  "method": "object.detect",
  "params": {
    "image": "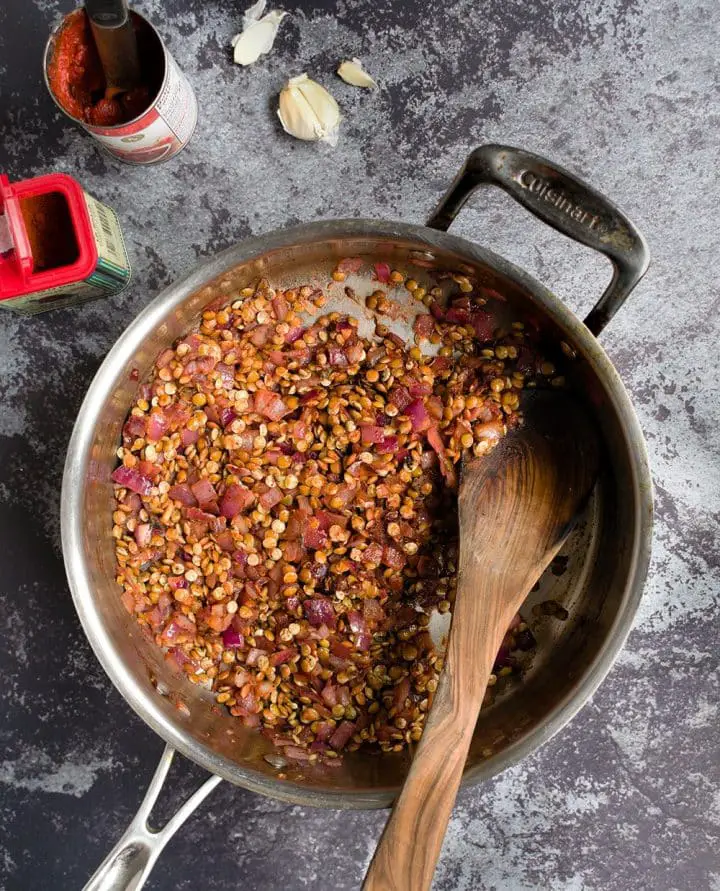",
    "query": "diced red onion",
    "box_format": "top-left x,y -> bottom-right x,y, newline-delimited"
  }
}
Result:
303,598 -> 336,628
405,398 -> 432,432
283,745 -> 311,761
336,685 -> 352,706
383,545 -> 406,569
471,310 -> 495,341
285,326 -> 304,344
329,721 -> 356,751
346,610 -> 367,634
245,647 -> 265,666
155,348 -> 174,369
445,307 -> 470,325
134,523 -> 152,547
321,684 -> 338,707
373,261 -> 391,283
214,364 -> 235,388
345,341 -> 365,364
146,410 -> 169,442
269,648 -> 295,666
249,324 -> 272,347
160,613 -> 196,645
362,598 -> 385,625
111,465 -> 153,496
327,344 -> 348,366
190,479 -> 218,511
360,424 -> 385,444
408,381 -> 432,398
222,628 -> 245,649
389,385 -> 412,411
123,415 -> 146,440
220,483 -> 255,519
393,677 -> 411,710
254,388 -> 289,421
413,313 -> 434,340
354,632 -> 372,651
429,356 -> 451,374
219,407 -> 236,427
271,294 -> 289,321
377,435 -> 398,454
258,487 -> 282,510
215,530 -> 235,552
169,483 -> 197,506
180,428 -> 199,447
303,520 -> 328,549
363,542 -> 384,565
